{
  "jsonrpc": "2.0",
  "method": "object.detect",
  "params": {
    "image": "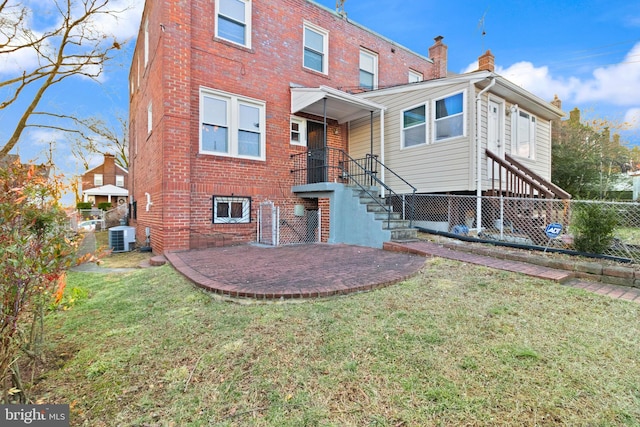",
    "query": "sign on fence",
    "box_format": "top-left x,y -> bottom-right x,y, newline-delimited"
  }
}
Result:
545,223 -> 563,239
